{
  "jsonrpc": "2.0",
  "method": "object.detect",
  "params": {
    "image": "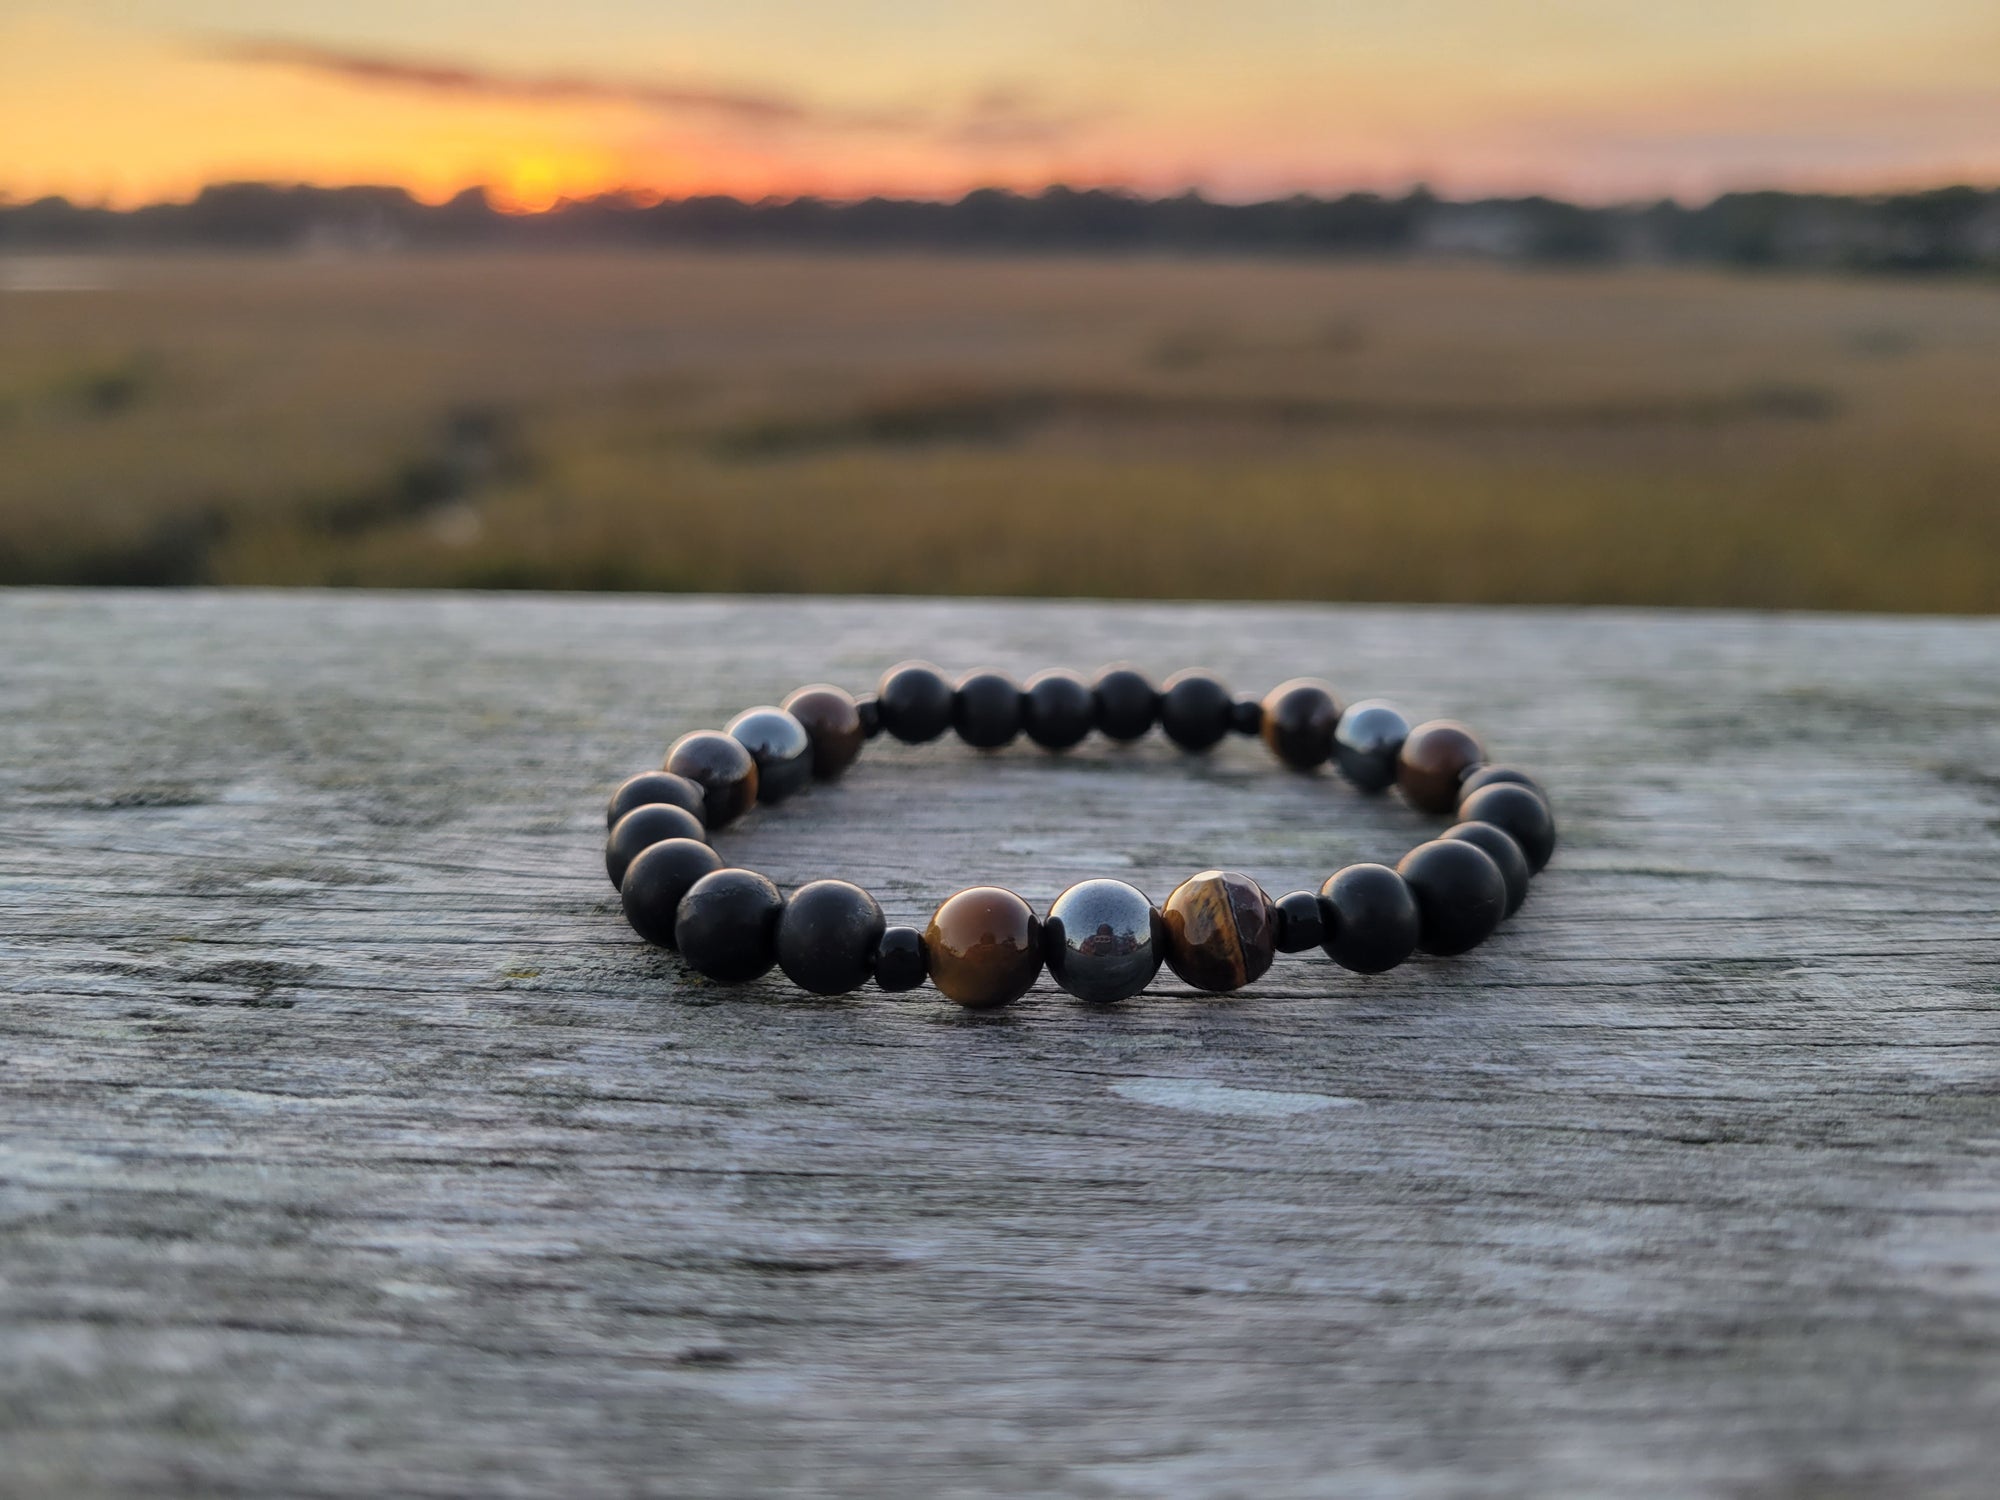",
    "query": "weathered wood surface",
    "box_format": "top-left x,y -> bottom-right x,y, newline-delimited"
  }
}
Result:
3,589 -> 1998,1499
